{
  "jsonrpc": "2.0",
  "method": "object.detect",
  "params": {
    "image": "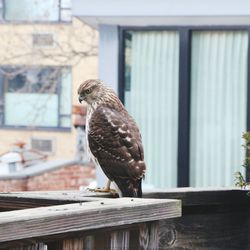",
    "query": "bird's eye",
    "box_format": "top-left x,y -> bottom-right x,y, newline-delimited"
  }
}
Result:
86,88 -> 91,94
